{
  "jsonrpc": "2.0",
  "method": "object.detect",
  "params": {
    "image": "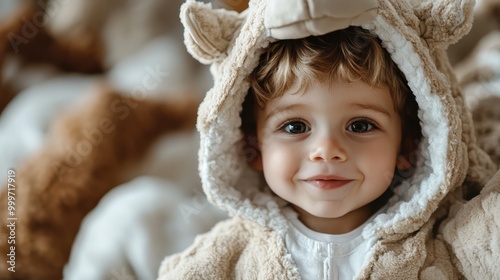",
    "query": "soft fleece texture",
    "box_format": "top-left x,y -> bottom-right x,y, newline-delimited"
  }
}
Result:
158,0 -> 500,279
